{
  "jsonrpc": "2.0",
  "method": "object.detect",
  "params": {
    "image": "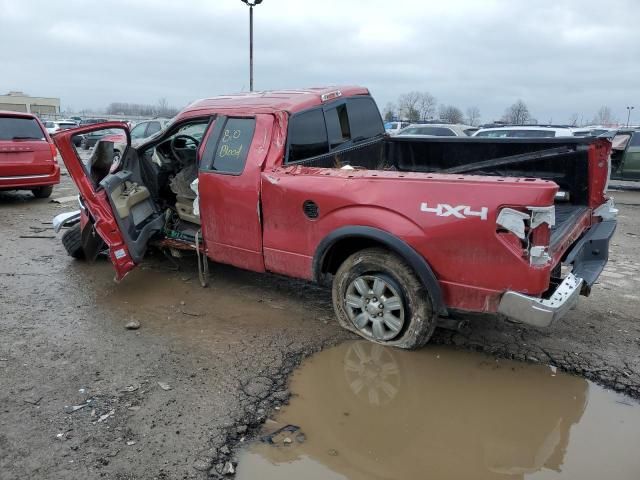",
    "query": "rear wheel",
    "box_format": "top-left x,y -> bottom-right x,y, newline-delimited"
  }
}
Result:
62,224 -> 85,259
332,248 -> 437,349
32,185 -> 53,198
